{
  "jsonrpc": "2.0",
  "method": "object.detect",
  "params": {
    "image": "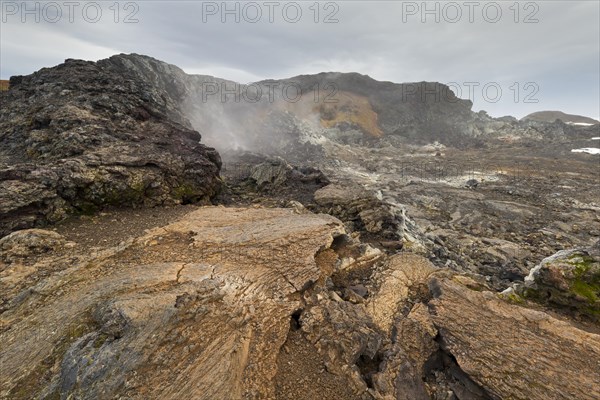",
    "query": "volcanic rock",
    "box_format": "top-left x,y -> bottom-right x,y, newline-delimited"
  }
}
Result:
429,276 -> 600,400
0,229 -> 67,263
0,207 -> 345,399
519,244 -> 600,320
218,152 -> 330,206
2,53 -> 599,400
0,55 -> 221,236
522,111 -> 599,125
313,183 -> 425,246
